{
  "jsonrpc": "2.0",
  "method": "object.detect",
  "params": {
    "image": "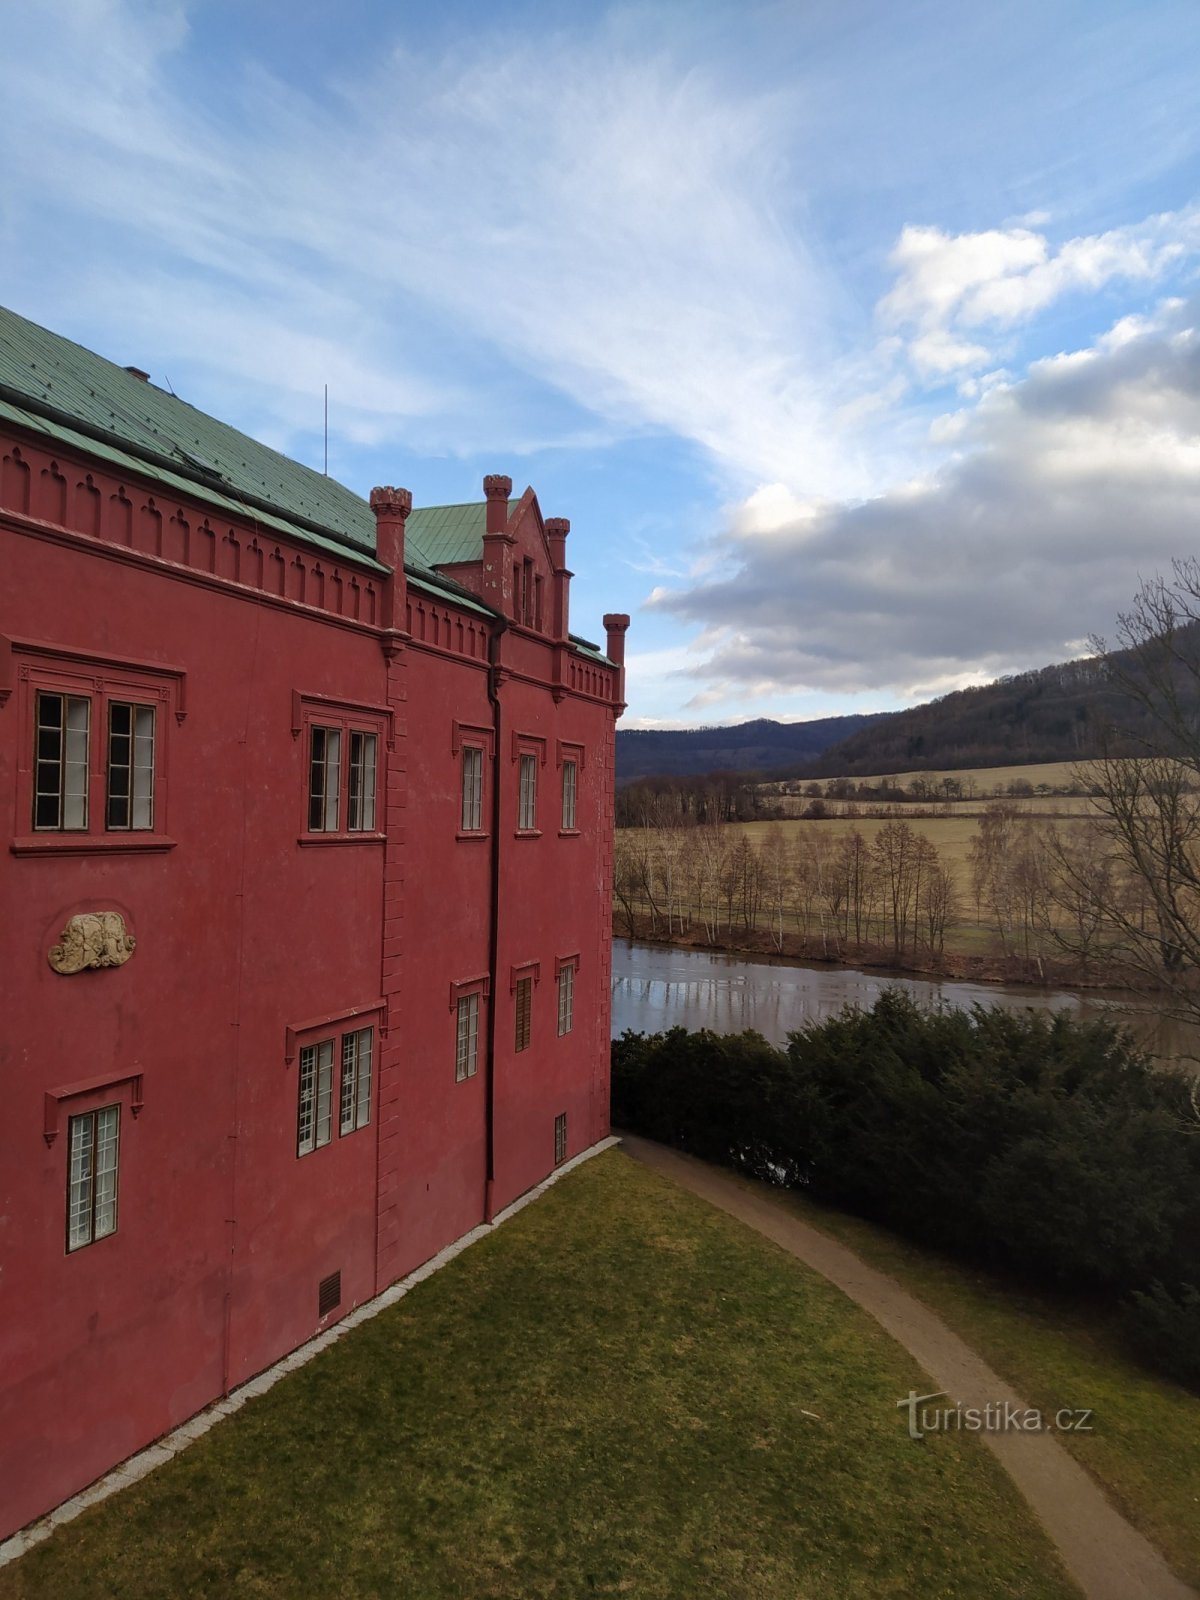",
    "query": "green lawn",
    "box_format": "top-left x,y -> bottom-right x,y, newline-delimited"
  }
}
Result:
1,1152 -> 1076,1600
751,1183 -> 1200,1590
